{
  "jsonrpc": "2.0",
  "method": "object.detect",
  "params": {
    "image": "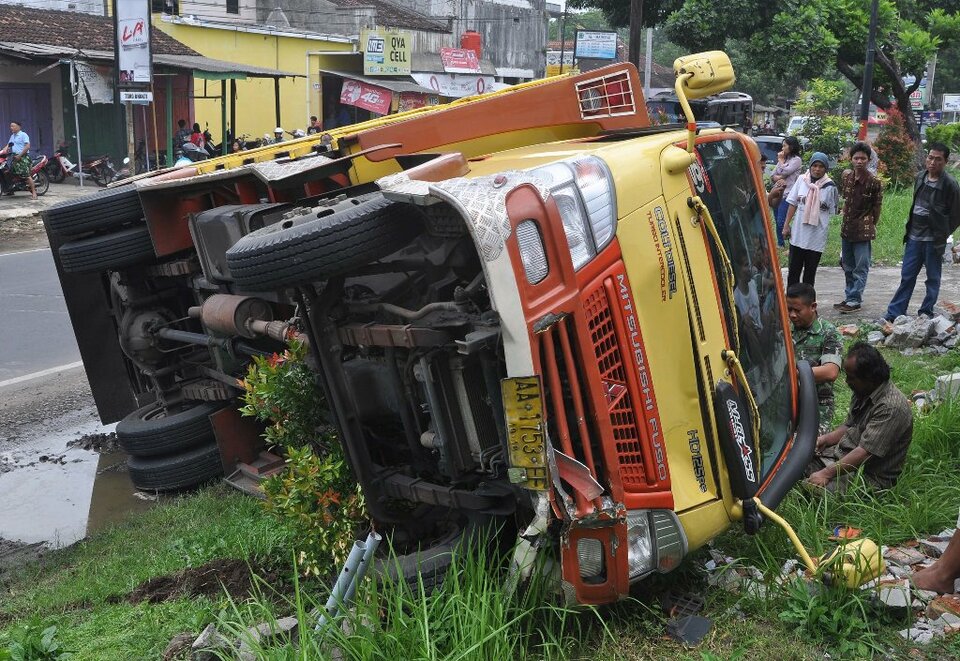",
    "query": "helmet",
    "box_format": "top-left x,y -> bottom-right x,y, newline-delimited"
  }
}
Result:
274,127 -> 283,133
